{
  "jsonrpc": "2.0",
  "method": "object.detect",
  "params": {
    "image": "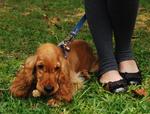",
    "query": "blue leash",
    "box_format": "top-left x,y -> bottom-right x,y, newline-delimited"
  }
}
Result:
58,14 -> 87,58
70,14 -> 87,38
